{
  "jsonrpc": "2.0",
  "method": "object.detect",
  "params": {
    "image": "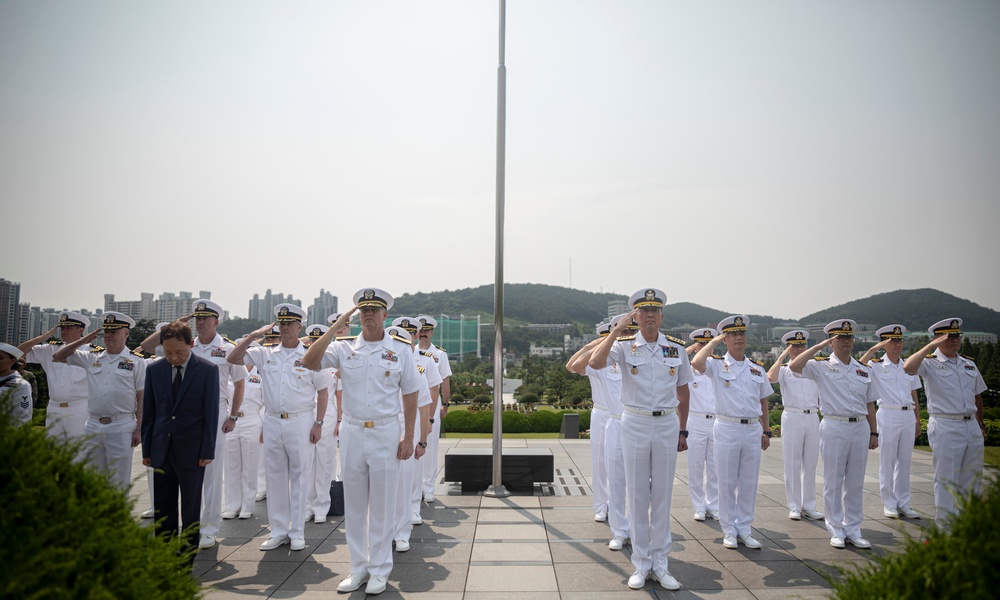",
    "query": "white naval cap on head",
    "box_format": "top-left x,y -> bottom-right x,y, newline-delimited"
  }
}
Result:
387,326 -> 412,343
0,342 -> 24,360
155,322 -> 171,332
274,303 -> 306,322
824,319 -> 857,337
392,316 -> 419,333
265,325 -> 280,337
101,311 -> 135,330
781,329 -> 809,345
191,299 -> 223,318
689,328 -> 719,343
418,315 -> 438,330
57,311 -> 90,329
610,312 -> 637,331
596,322 -> 612,336
354,287 -> 393,311
876,324 -> 906,339
929,317 -> 962,336
717,315 -> 749,333
305,324 -> 329,339
628,288 -> 666,310
327,312 -> 354,326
